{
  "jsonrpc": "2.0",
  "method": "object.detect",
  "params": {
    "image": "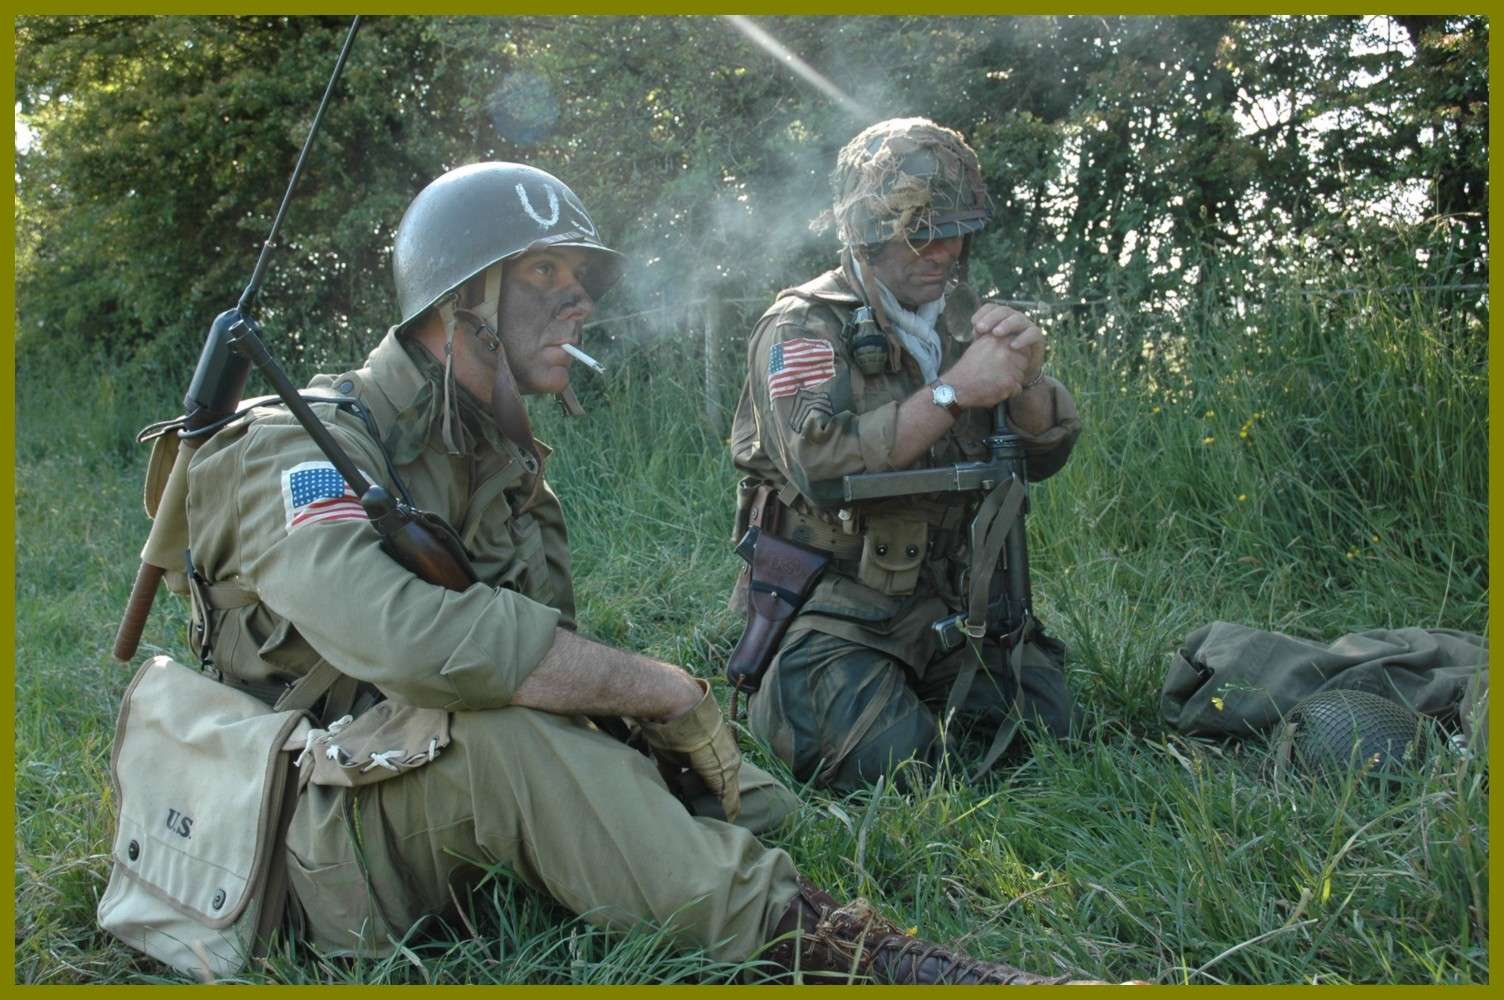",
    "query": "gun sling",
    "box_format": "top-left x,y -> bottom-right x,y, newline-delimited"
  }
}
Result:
936,473 -> 1034,780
